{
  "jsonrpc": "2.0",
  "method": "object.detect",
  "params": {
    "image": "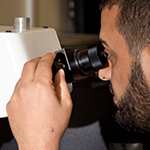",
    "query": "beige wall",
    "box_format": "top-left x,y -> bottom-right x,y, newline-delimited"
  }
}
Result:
0,0 -> 26,25
36,0 -> 75,32
0,0 -> 75,32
